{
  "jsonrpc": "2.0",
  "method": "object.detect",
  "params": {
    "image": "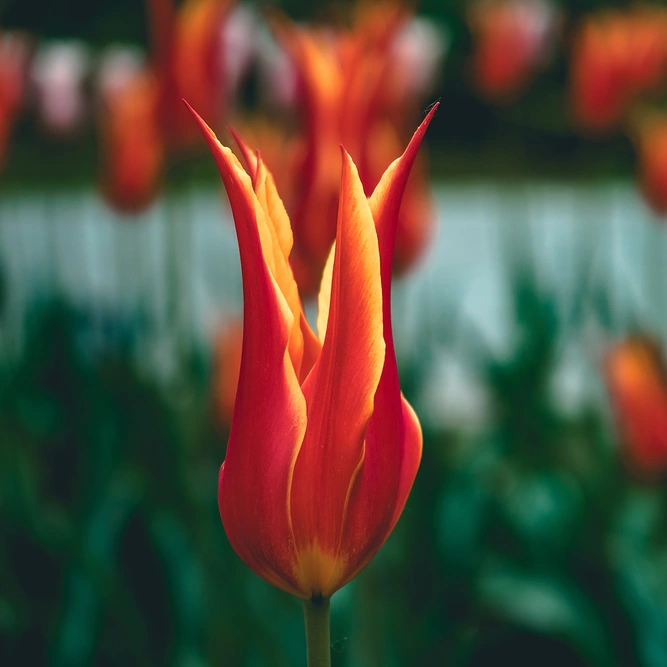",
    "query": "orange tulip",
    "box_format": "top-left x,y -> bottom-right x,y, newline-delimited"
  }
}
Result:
467,0 -> 559,100
99,70 -> 164,213
253,8 -> 438,296
99,0 -> 232,213
570,8 -> 667,132
188,100 -> 437,599
635,115 -> 667,215
605,336 -> 667,474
